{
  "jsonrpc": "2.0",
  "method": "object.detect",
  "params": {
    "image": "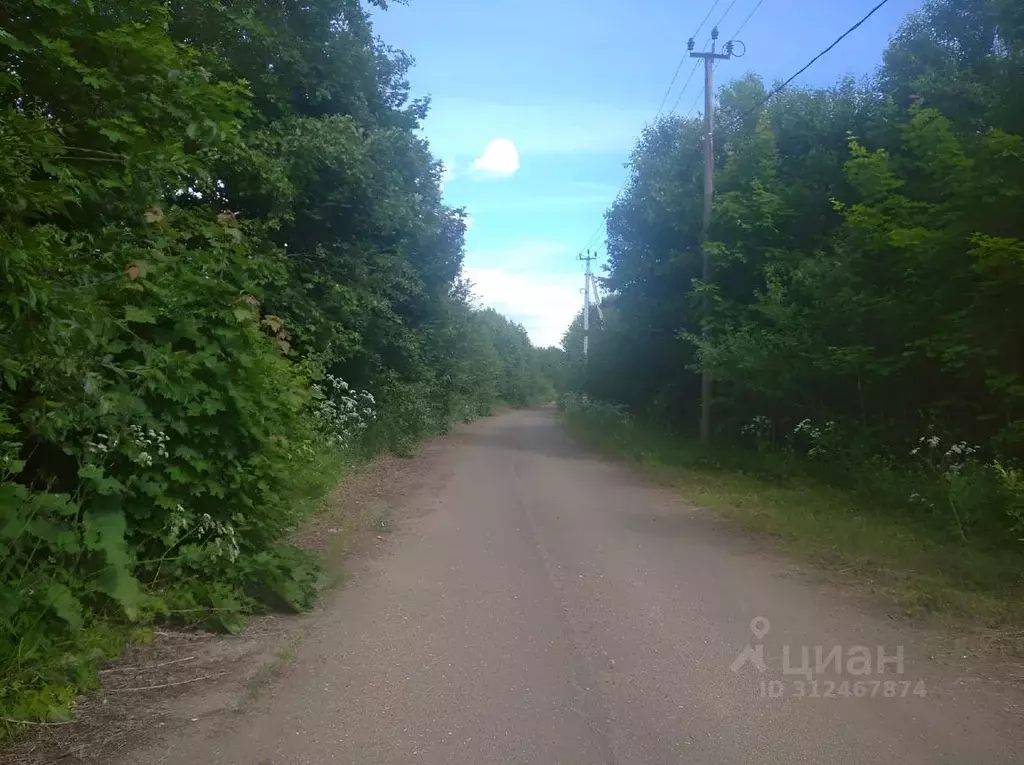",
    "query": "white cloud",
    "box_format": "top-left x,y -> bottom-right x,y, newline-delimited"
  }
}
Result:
423,98 -> 652,157
464,266 -> 579,348
464,262 -> 581,348
439,159 -> 456,189
472,138 -> 520,176
468,191 -> 617,214
472,239 -> 567,264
